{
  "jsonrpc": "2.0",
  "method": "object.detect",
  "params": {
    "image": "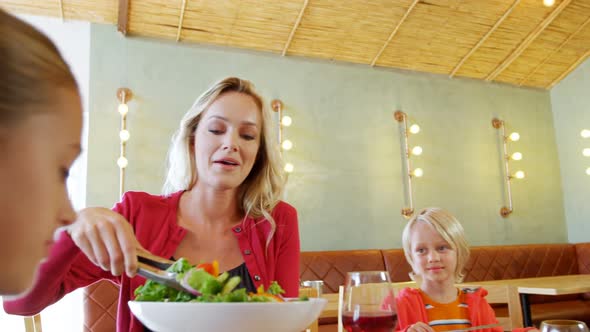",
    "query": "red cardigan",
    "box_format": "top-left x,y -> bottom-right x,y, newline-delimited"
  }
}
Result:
395,287 -> 532,332
3,191 -> 300,332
